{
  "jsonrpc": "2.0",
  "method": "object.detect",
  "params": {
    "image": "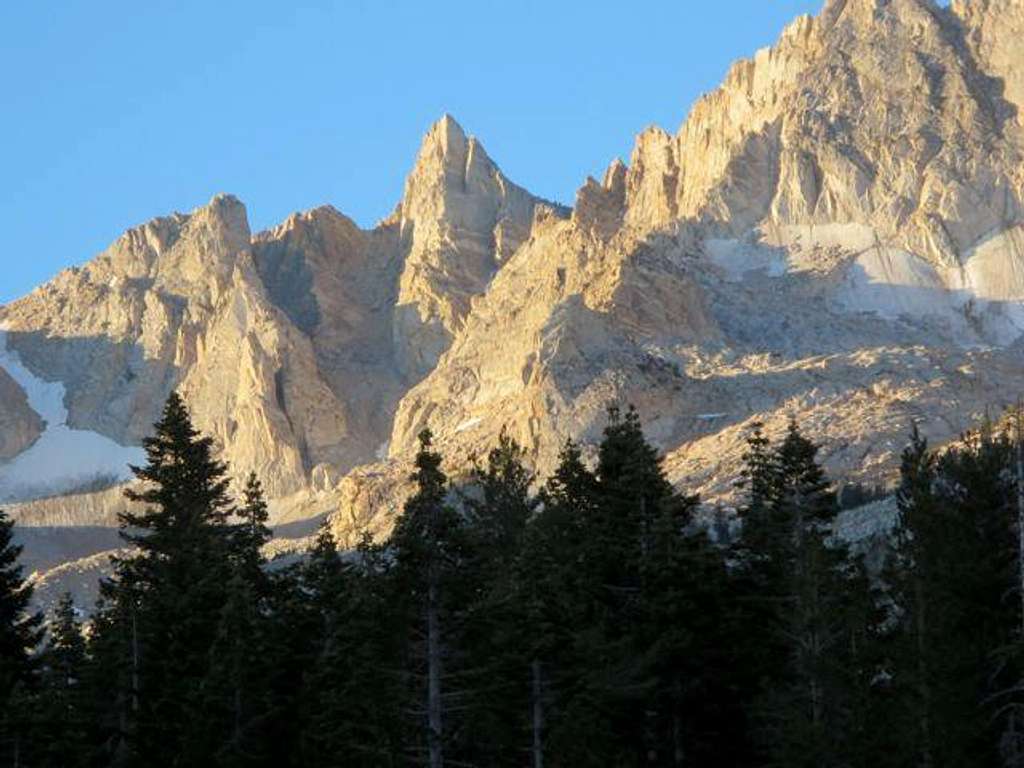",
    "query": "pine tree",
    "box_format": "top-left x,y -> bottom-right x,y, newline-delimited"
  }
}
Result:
887,425 -> 1018,768
516,407 -> 737,765
0,506 -> 43,765
233,472 -> 272,589
258,560 -> 323,766
34,593 -> 89,767
594,405 -> 737,765
177,470 -> 278,765
97,392 -> 237,765
459,428 -> 539,766
465,427 -> 536,573
520,439 -> 598,767
184,569 -> 271,767
736,420 -> 875,767
589,404 -> 678,764
301,532 -> 405,767
885,428 -> 941,768
640,470 -> 741,766
388,429 -> 467,768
